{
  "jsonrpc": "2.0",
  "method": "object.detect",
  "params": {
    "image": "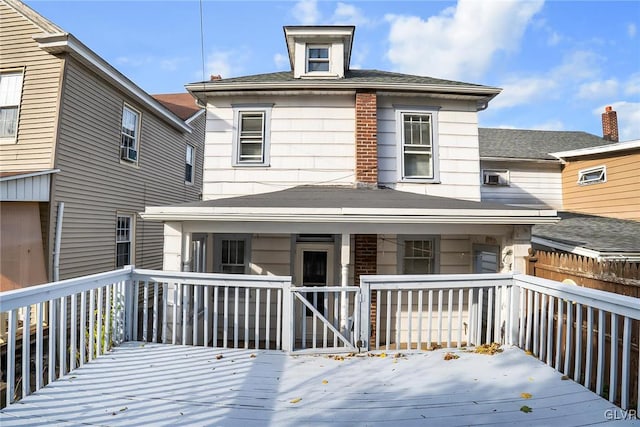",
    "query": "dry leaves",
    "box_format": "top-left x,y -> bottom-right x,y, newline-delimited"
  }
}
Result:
444,352 -> 459,361
290,398 -> 302,404
322,380 -> 328,385
520,405 -> 533,413
473,343 -> 503,355
520,392 -> 532,399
